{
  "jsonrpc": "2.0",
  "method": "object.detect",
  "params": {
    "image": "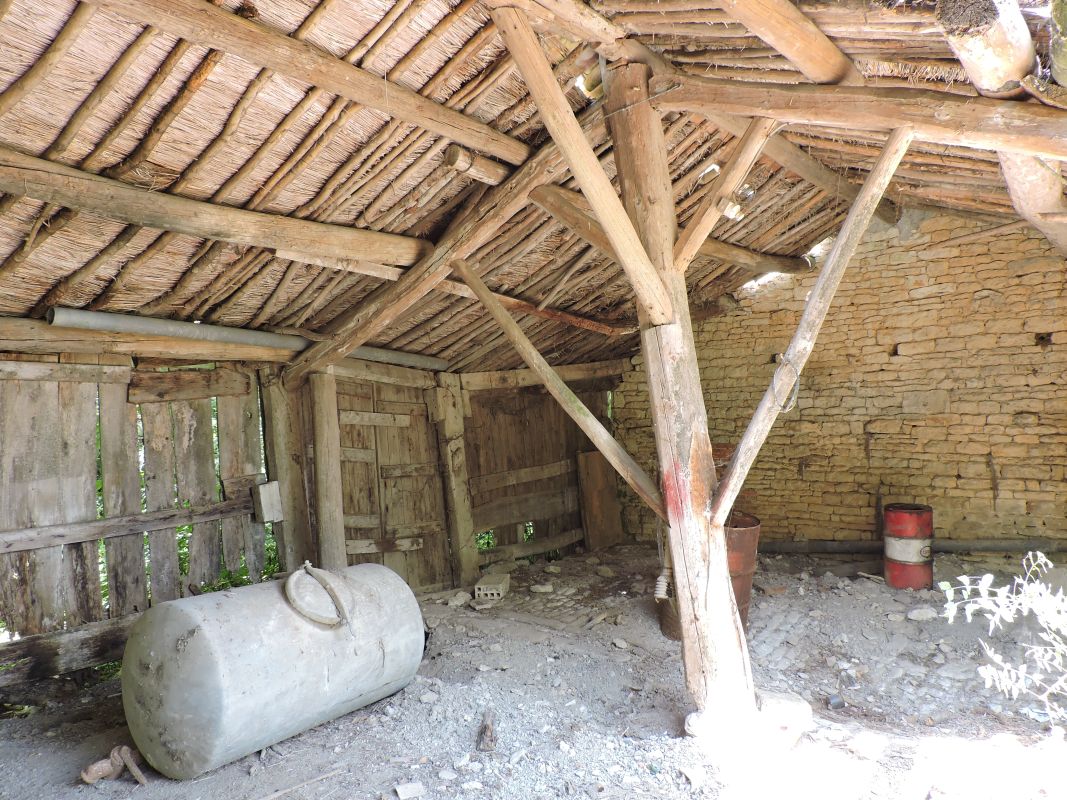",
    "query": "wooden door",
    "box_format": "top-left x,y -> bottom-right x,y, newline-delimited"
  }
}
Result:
335,378 -> 450,590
